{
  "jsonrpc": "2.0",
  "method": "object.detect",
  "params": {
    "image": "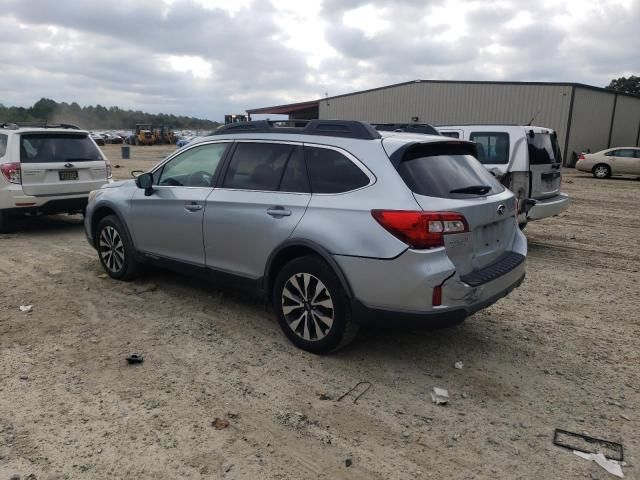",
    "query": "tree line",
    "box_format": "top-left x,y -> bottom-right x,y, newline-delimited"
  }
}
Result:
0,98 -> 220,130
